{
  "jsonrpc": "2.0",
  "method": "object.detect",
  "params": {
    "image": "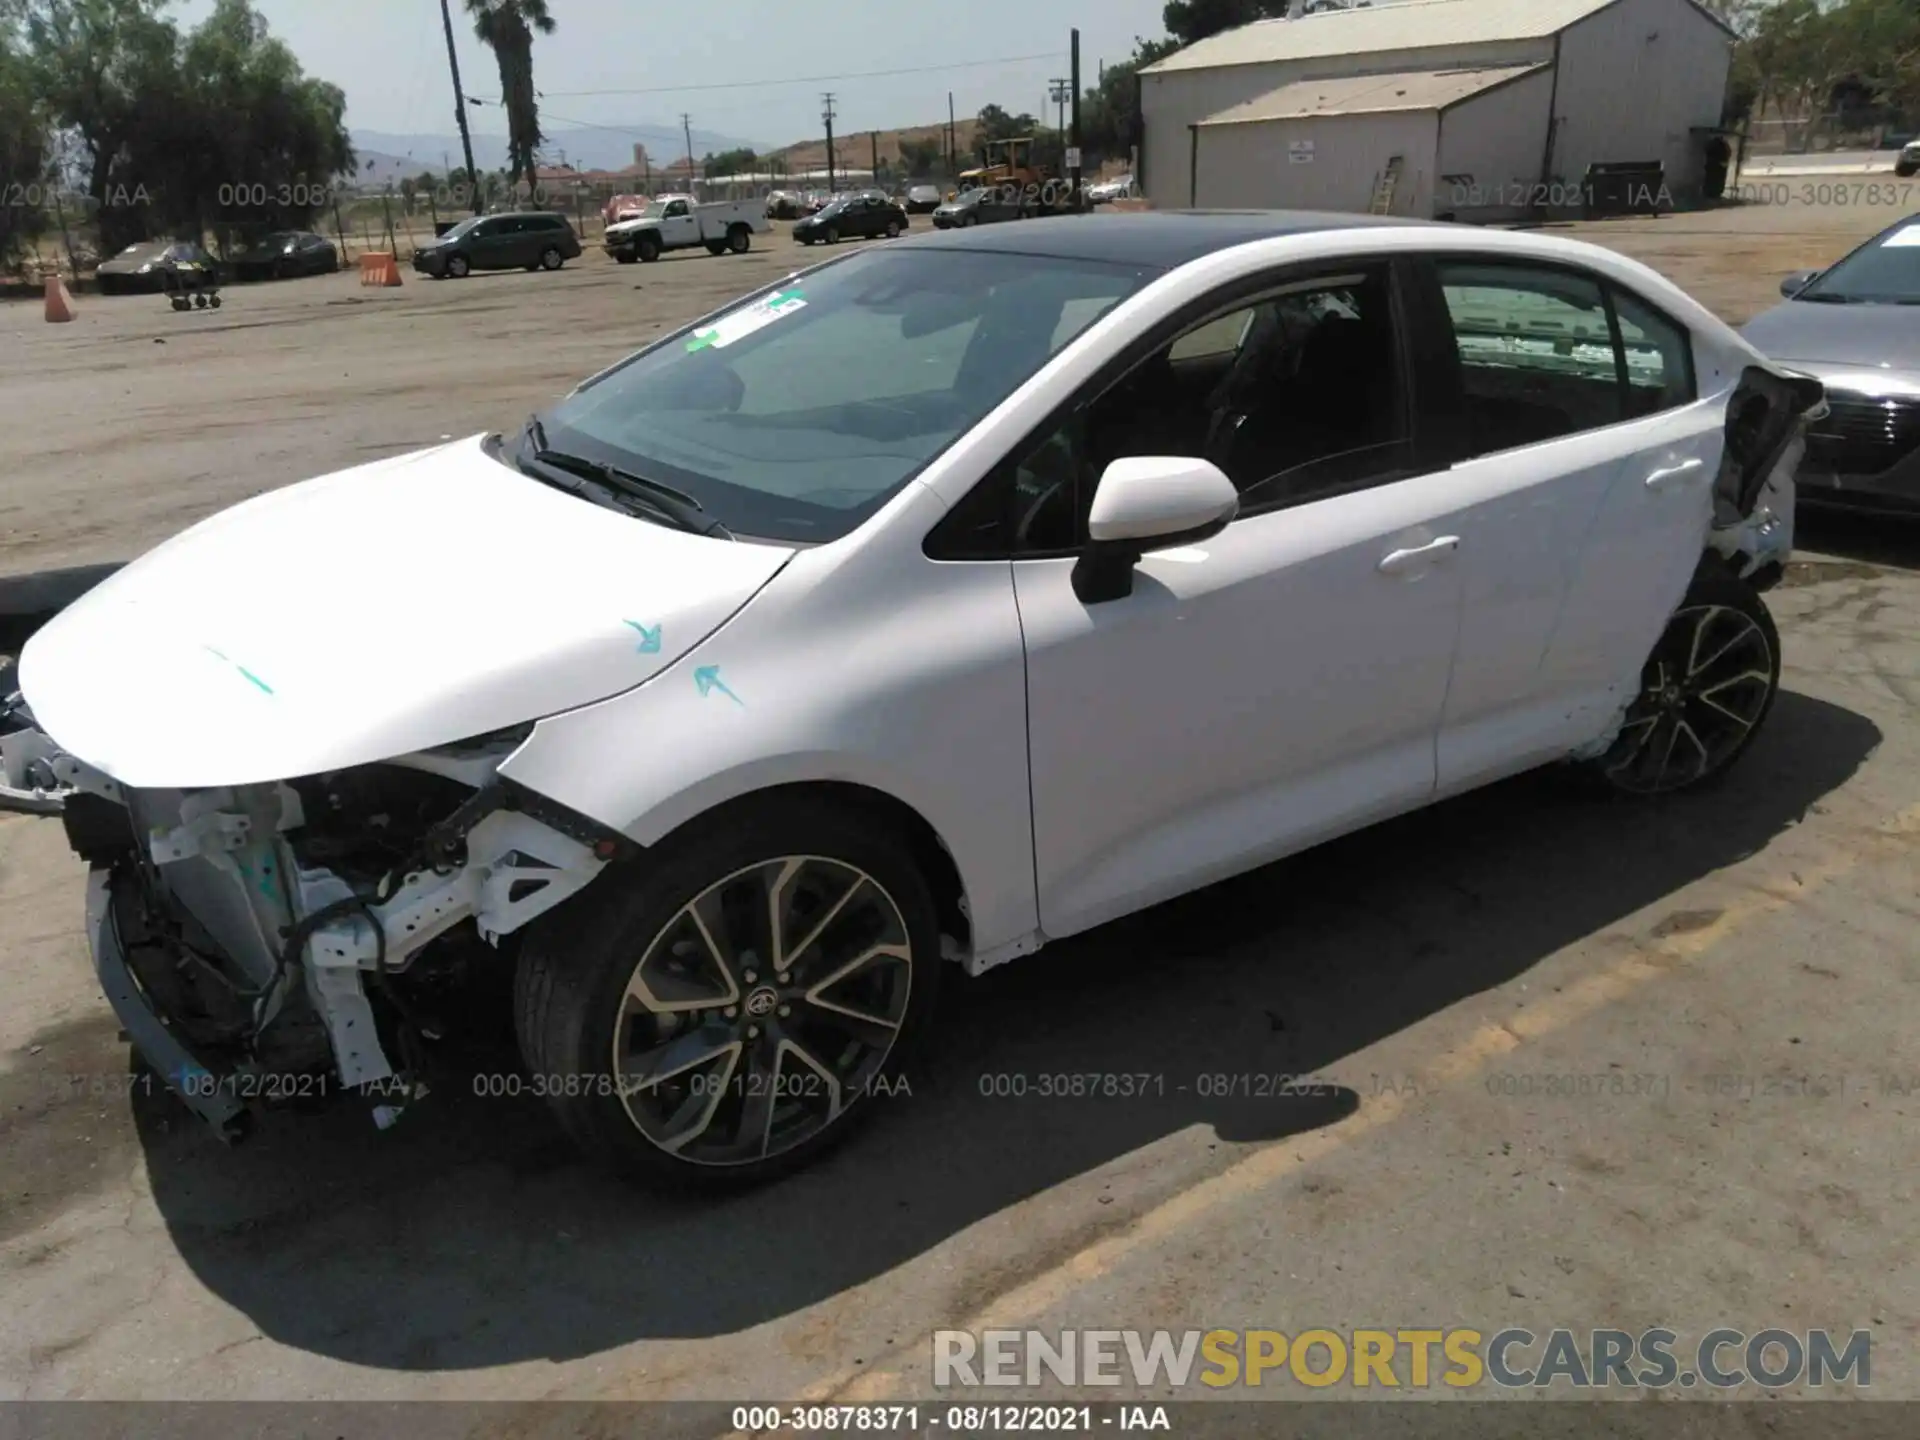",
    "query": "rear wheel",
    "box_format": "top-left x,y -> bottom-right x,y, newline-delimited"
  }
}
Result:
539,245 -> 564,270
514,799 -> 940,1190
884,219 -> 903,239
727,224 -> 751,254
1586,571 -> 1781,796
